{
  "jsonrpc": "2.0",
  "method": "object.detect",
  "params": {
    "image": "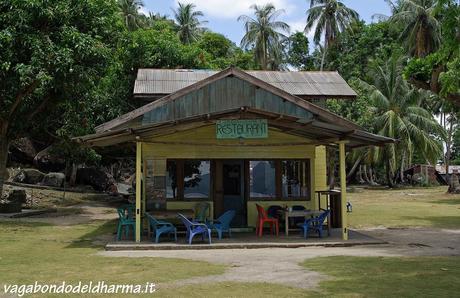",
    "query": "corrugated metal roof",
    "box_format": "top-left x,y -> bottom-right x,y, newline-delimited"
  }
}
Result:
133,69 -> 357,98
